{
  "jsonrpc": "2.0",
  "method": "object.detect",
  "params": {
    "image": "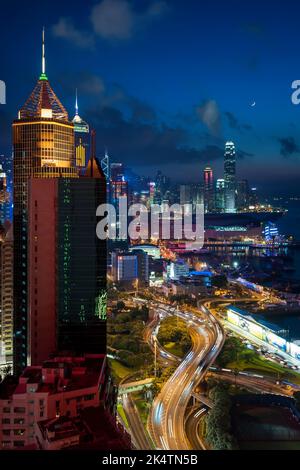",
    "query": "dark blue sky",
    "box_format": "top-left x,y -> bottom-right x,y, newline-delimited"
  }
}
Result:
1,0 -> 300,194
